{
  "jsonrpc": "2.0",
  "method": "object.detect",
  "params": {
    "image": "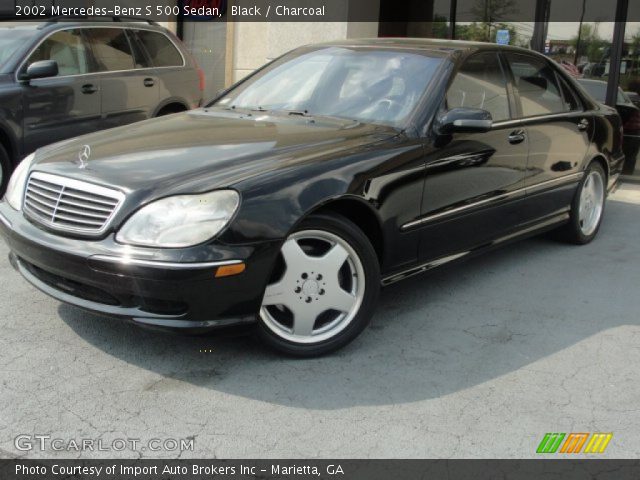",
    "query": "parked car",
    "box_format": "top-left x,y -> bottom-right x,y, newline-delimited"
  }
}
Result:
0,18 -> 204,194
625,90 -> 640,108
0,39 -> 625,356
577,78 -> 640,174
